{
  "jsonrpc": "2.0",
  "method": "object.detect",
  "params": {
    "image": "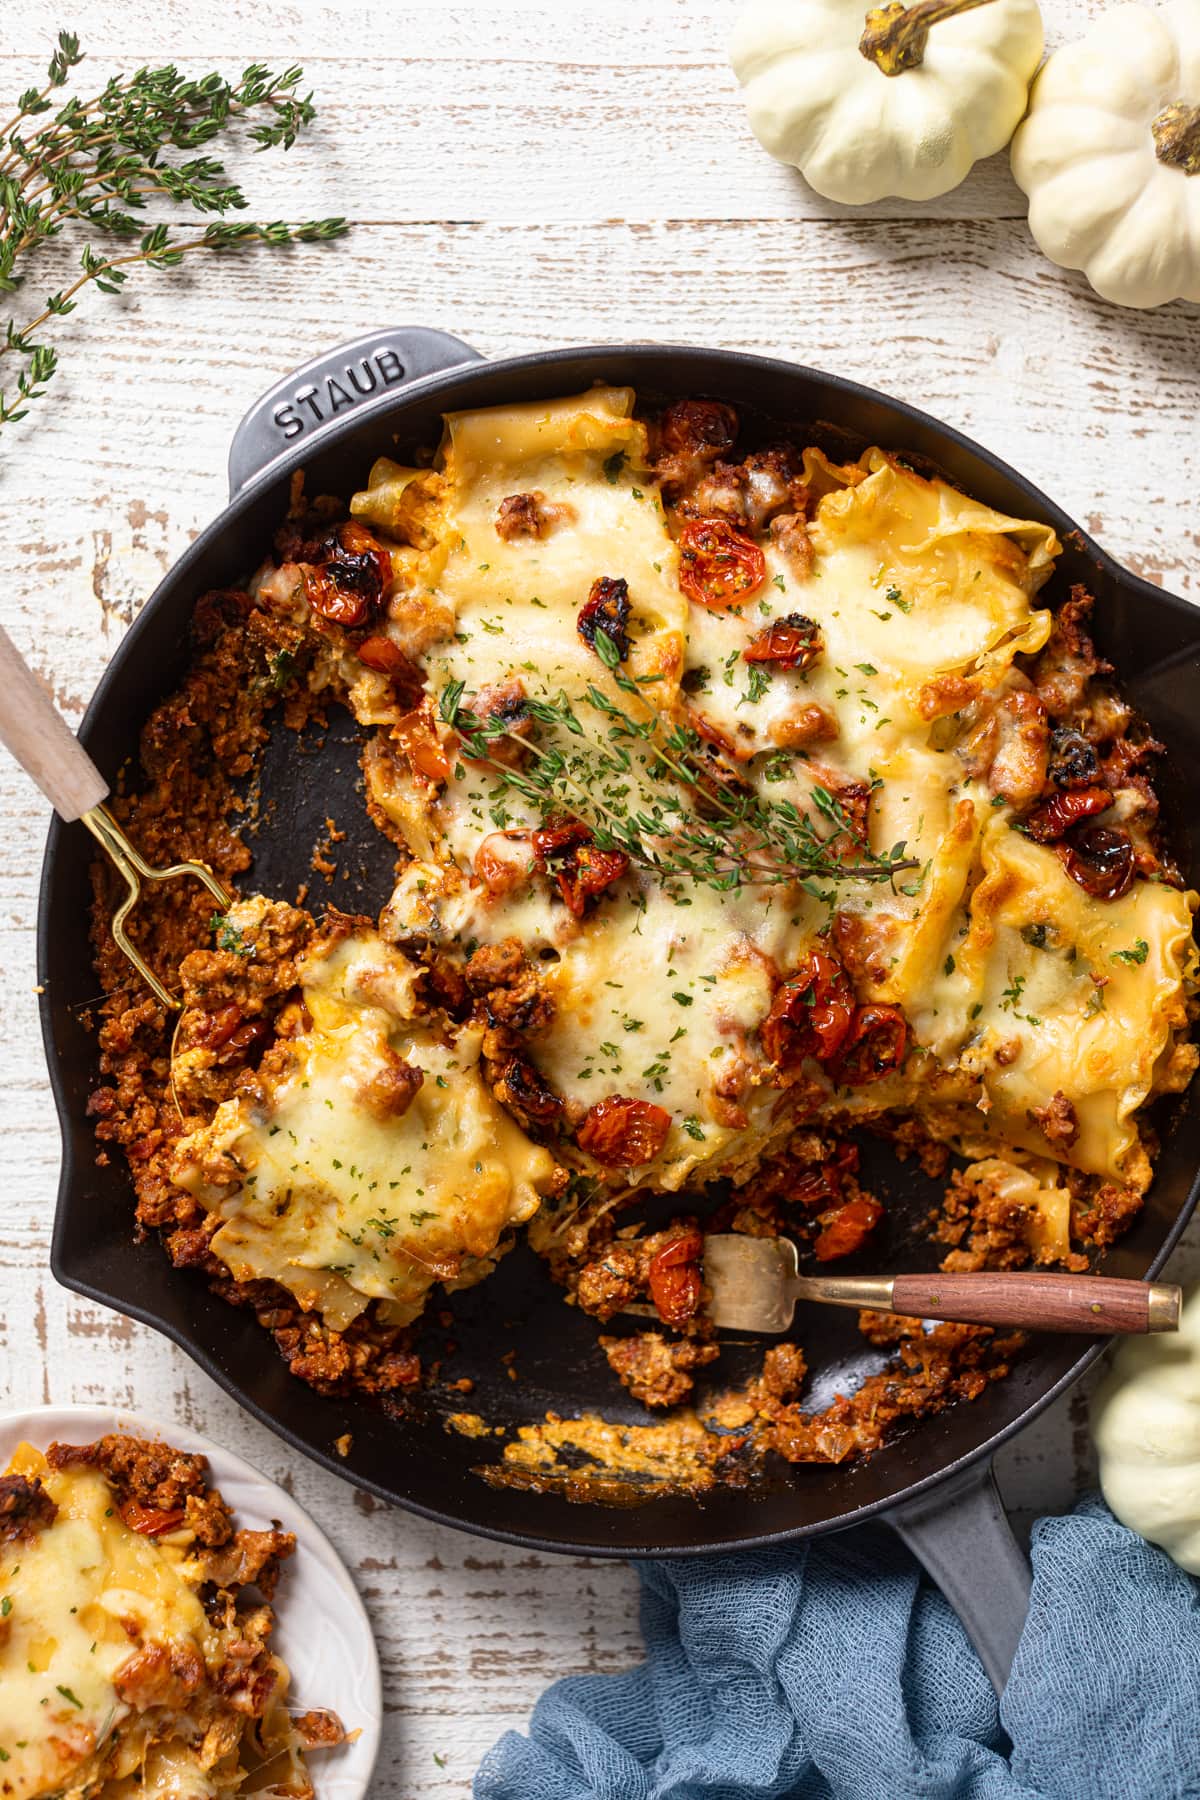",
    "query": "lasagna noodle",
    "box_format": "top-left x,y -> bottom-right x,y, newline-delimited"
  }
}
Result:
680,449 -> 1058,781
922,820 -> 1198,1184
365,389 -> 831,1188
173,920 -> 558,1326
0,1442 -> 308,1800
